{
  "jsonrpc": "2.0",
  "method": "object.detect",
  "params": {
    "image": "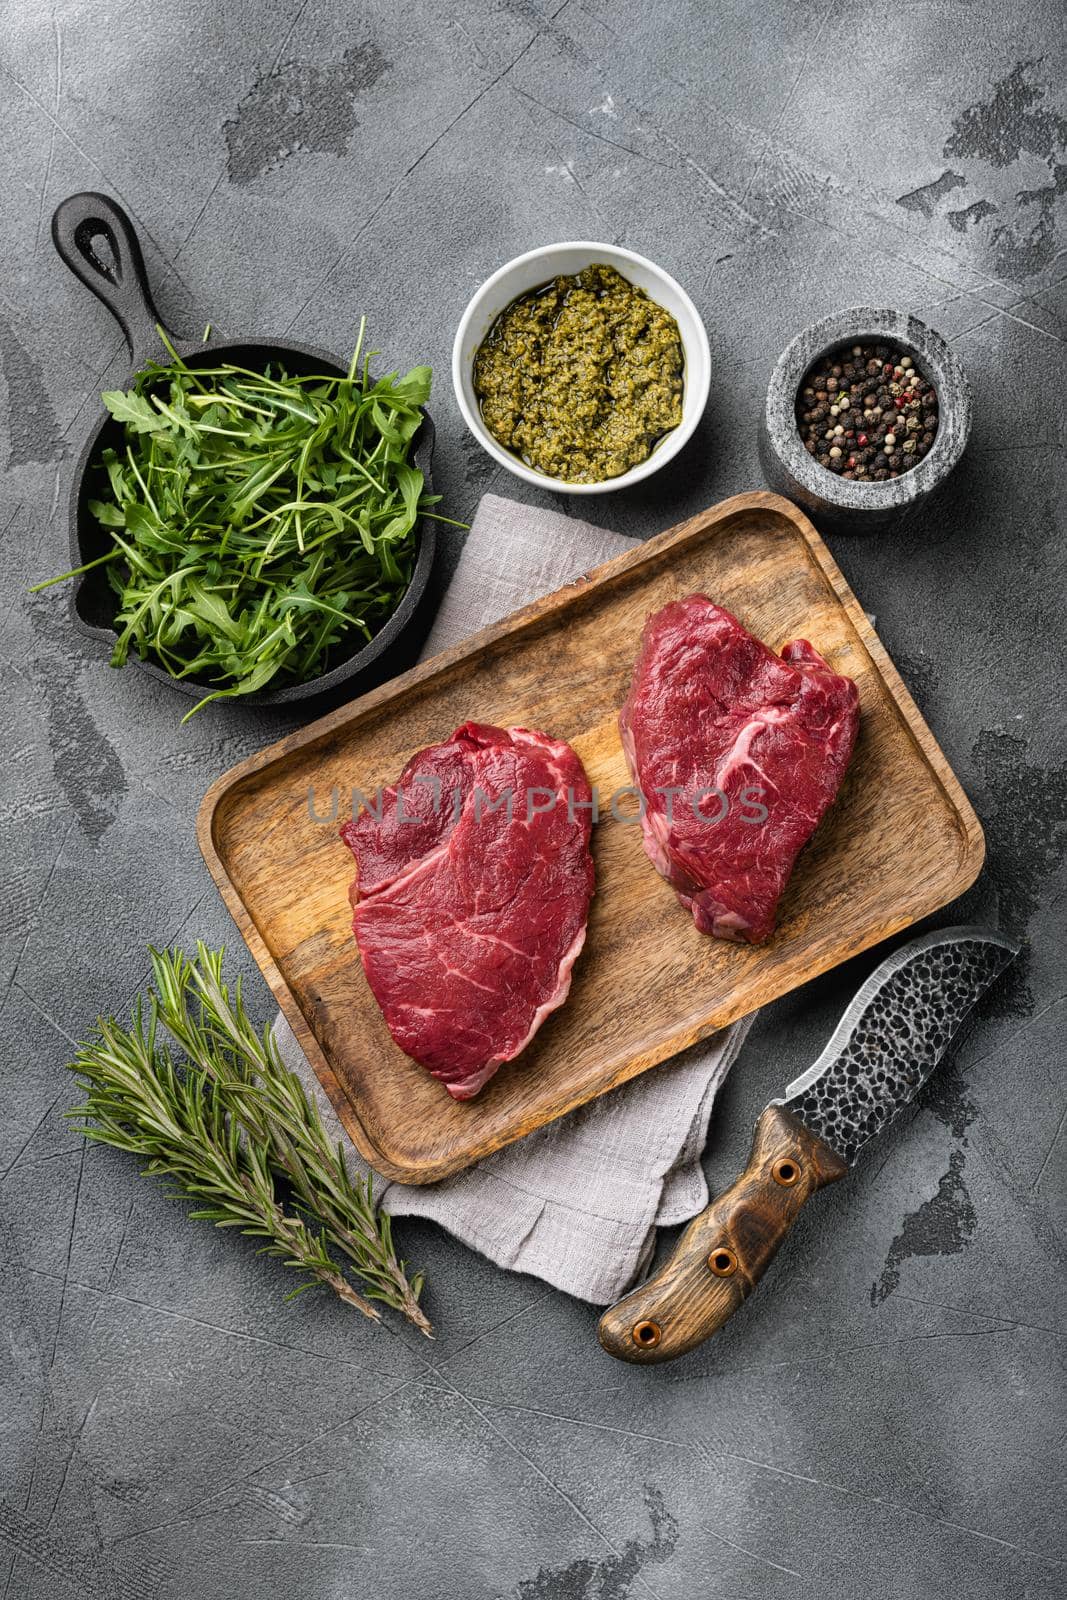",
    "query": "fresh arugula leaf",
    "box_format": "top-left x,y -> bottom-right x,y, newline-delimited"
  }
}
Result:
186,580 -> 243,642
101,390 -> 169,433
87,498 -> 125,528
391,366 -> 432,406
